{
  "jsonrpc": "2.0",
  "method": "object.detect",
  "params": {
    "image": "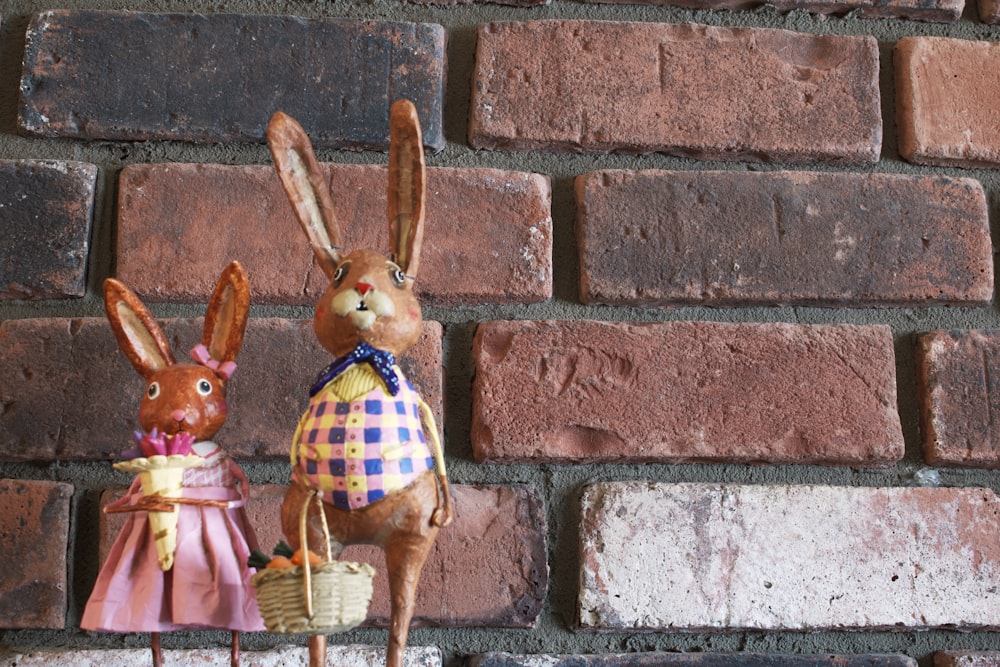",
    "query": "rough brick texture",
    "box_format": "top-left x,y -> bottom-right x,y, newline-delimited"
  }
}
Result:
579,482 -> 1000,631
0,479 -> 73,629
472,654 -> 917,667
470,21 -> 881,165
979,0 -> 1000,21
936,653 -> 1000,667
116,163 -> 552,306
472,320 -> 902,465
0,318 -> 441,461
19,11 -> 446,150
916,330 -> 1000,468
896,37 -> 1000,168
100,483 -> 548,628
0,160 -> 97,300
576,0 -> 961,20
577,170 -> 991,308
1,645 -> 441,666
